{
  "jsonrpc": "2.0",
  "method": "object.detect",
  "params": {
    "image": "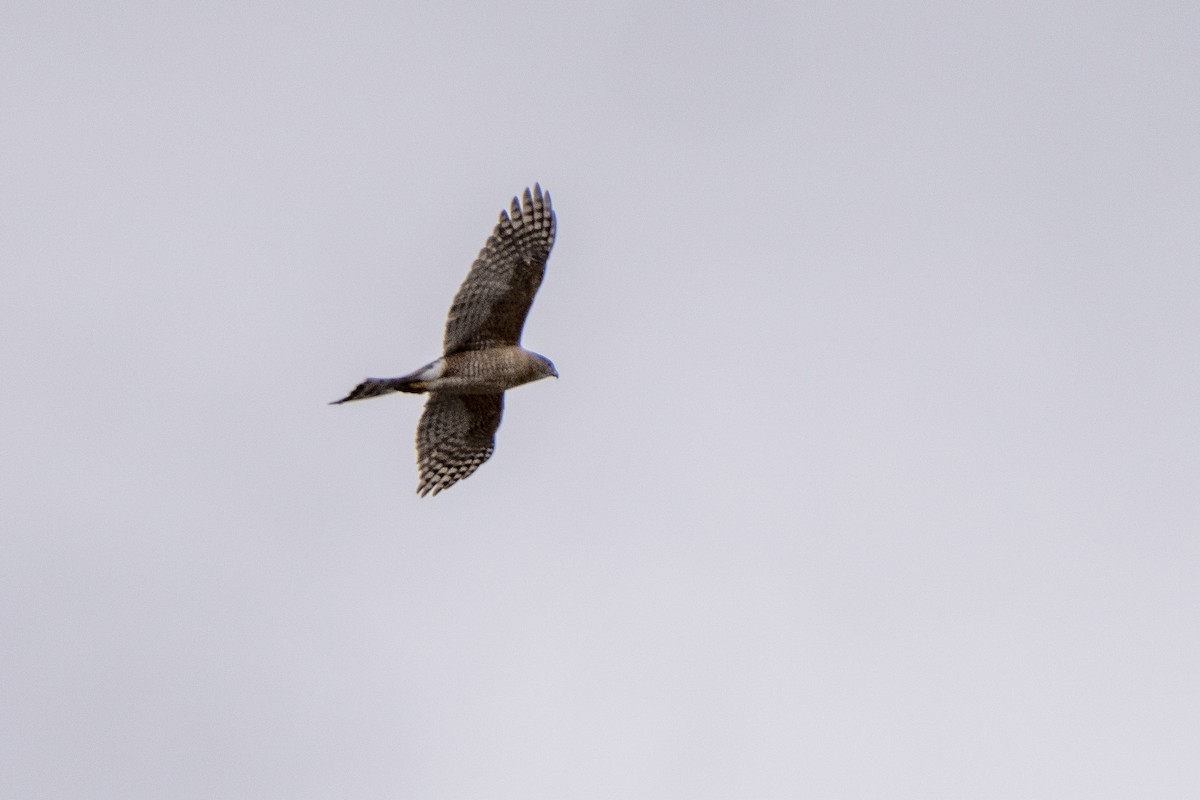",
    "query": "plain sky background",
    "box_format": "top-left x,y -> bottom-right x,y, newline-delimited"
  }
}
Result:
3,1 -> 1199,798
